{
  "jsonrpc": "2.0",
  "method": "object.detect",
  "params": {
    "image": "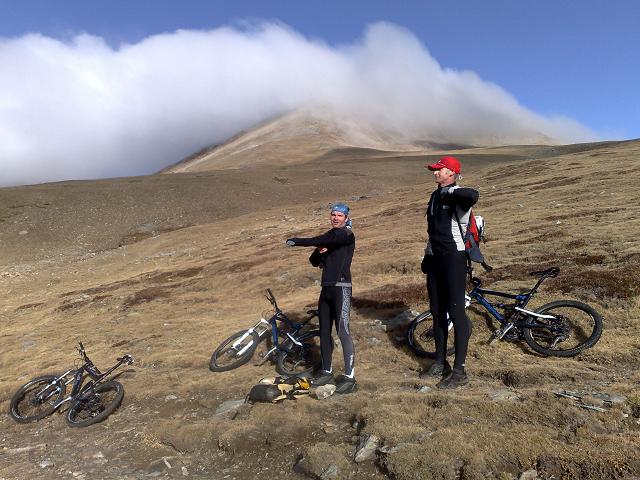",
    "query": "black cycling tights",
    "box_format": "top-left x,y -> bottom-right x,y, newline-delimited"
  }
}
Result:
318,286 -> 355,378
425,252 -> 472,372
